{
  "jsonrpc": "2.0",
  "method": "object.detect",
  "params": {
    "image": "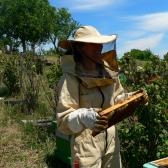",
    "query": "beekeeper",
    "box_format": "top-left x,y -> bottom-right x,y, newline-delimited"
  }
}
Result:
56,25 -> 148,168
